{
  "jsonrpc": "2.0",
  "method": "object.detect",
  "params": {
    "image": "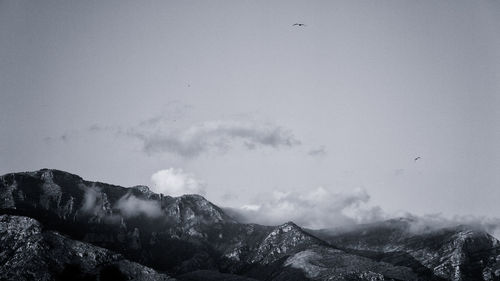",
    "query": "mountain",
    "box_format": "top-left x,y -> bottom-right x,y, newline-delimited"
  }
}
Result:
249,221 -> 327,264
0,169 -> 257,272
1,169 -> 500,281
0,214 -> 175,281
314,218 -> 500,281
